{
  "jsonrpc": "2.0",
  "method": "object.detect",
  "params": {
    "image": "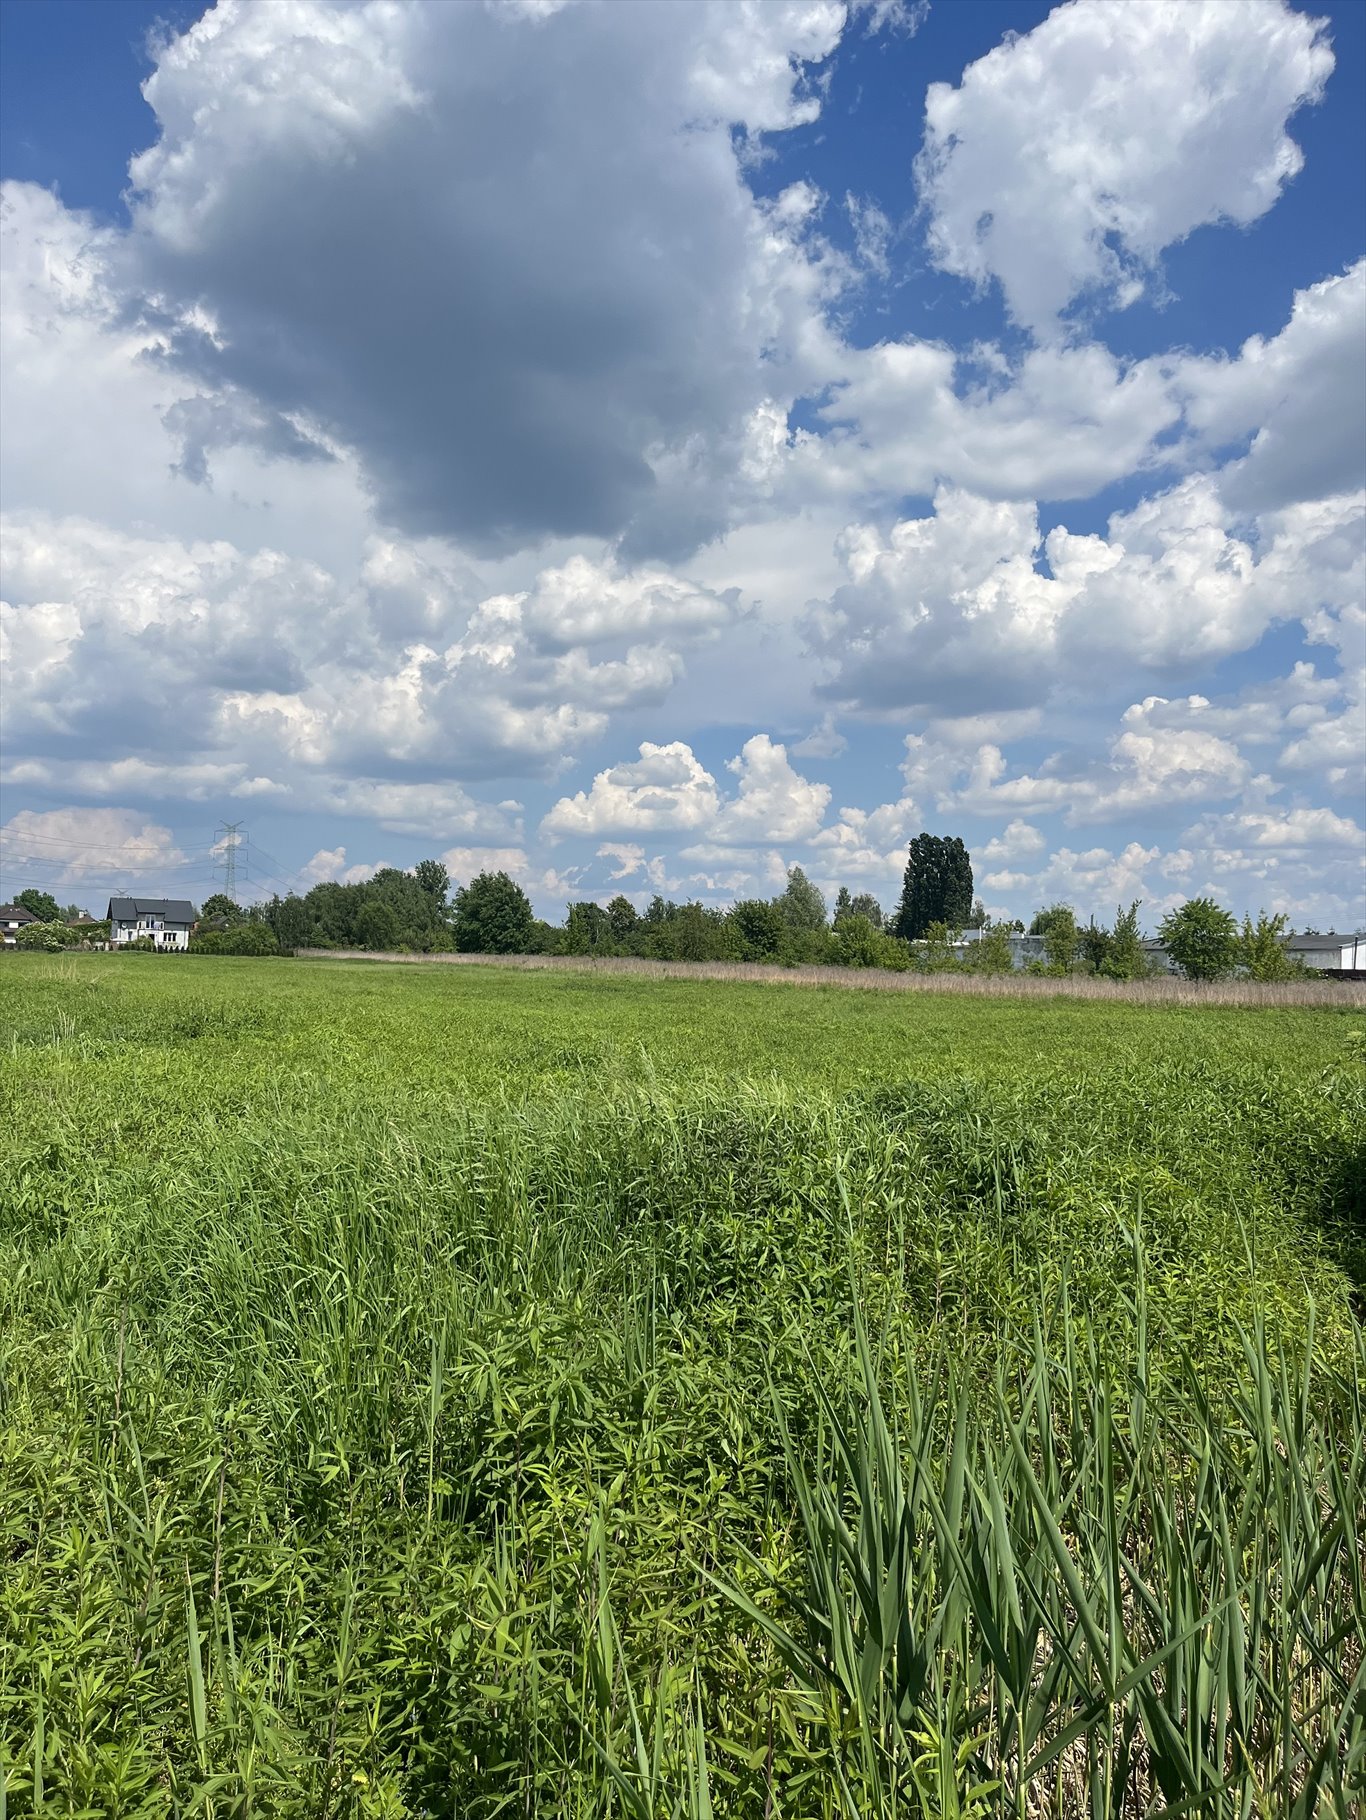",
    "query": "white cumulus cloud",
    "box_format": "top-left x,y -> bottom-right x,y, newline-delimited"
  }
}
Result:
542,742 -> 721,837
917,0 -> 1332,334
